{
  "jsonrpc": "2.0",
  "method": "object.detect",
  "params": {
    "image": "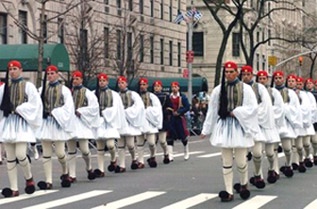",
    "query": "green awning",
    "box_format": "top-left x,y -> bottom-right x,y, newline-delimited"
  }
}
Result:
0,44 -> 70,72
87,77 -> 208,95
